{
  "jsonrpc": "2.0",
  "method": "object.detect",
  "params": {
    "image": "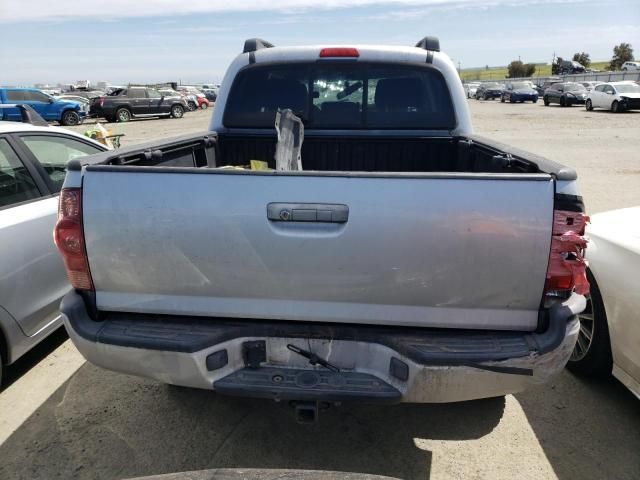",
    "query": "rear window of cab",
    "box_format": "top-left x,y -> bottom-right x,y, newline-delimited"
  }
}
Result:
223,62 -> 456,130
